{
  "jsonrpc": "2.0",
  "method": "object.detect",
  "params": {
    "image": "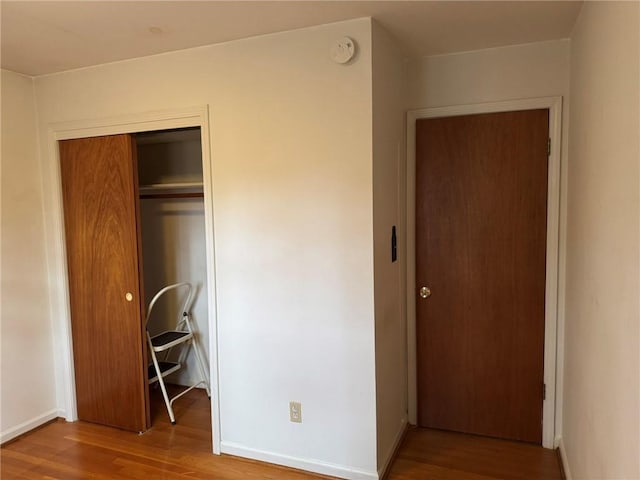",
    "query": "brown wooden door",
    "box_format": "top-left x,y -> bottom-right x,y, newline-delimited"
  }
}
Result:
60,134 -> 149,432
415,110 -> 548,444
